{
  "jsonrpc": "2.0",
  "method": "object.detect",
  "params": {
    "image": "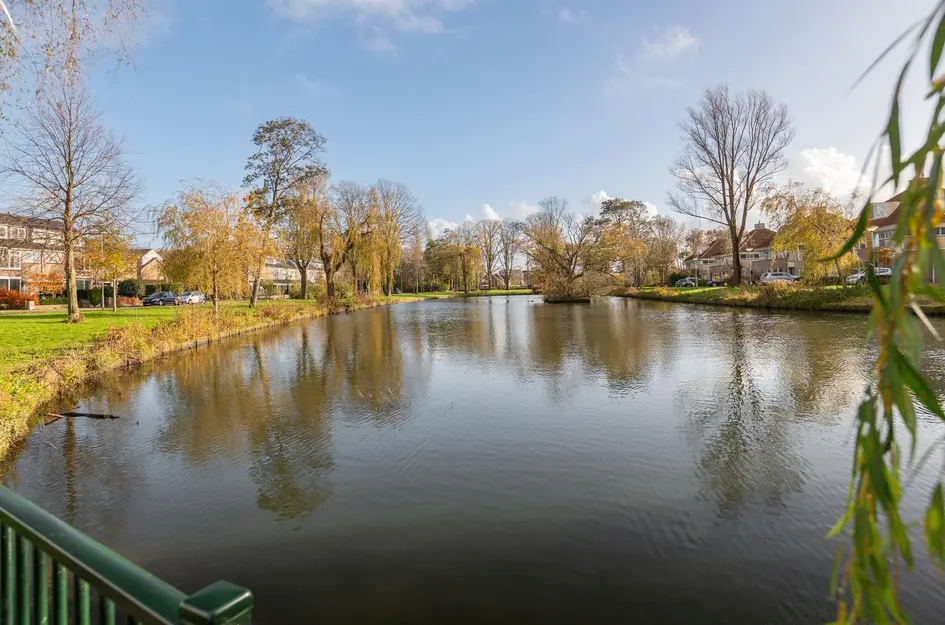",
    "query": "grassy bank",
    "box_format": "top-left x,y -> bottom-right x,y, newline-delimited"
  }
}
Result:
617,285 -> 945,314
0,297 -> 384,457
